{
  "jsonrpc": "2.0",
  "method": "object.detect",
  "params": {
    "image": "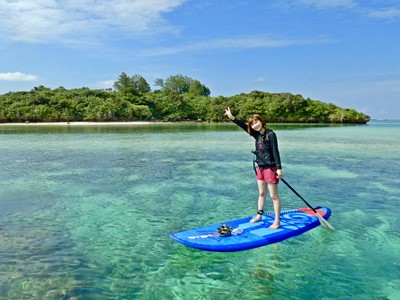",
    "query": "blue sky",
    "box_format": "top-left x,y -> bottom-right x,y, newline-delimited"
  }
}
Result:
0,0 -> 399,119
